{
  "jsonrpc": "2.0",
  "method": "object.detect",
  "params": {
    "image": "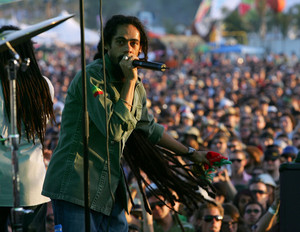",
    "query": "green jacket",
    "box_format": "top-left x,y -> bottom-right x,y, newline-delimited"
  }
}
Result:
42,55 -> 164,215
